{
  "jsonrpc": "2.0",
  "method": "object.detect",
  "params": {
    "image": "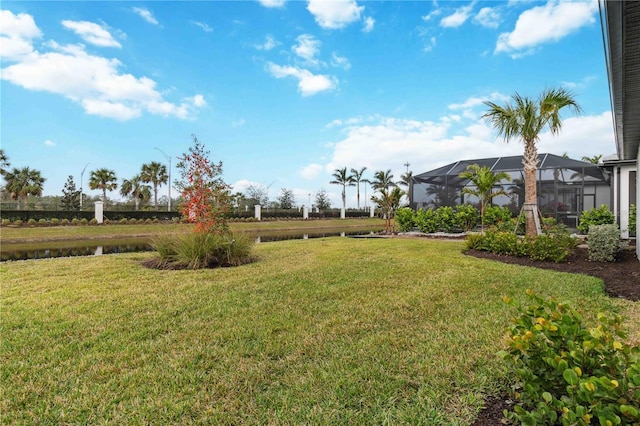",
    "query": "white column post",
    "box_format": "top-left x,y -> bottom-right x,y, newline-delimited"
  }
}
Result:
340,207 -> 345,219
370,205 -> 375,218
620,167 -> 631,239
303,205 -> 309,219
255,204 -> 262,221
94,201 -> 104,224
